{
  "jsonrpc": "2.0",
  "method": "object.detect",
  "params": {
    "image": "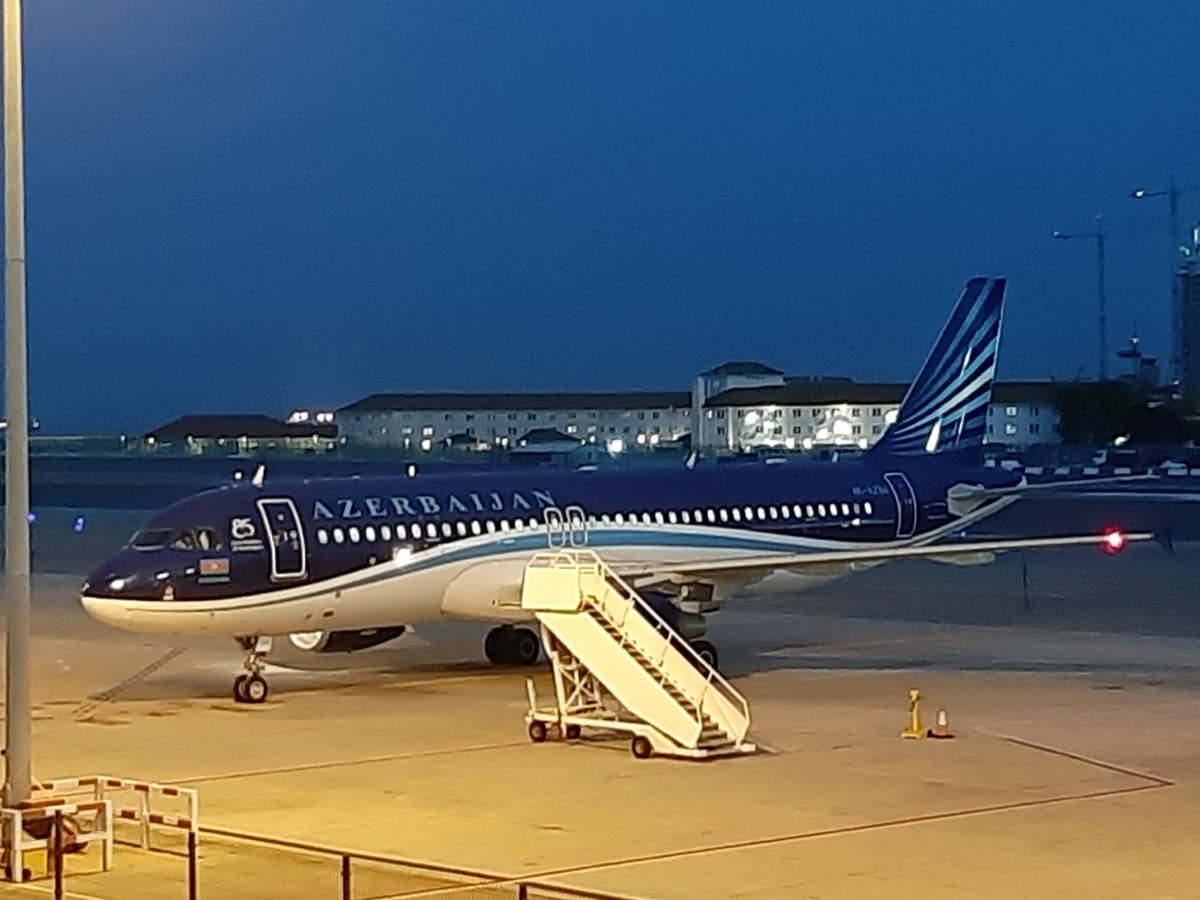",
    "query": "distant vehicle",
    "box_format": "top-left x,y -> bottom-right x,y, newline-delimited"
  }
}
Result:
81,278 -> 1146,703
